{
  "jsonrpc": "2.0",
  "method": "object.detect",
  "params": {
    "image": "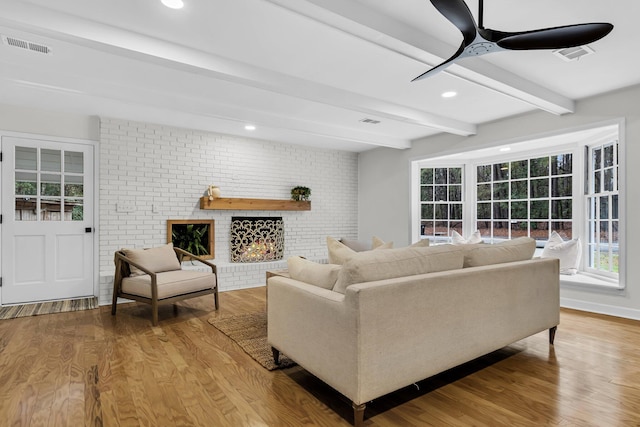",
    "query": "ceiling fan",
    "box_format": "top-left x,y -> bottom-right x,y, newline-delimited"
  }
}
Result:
412,0 -> 614,81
